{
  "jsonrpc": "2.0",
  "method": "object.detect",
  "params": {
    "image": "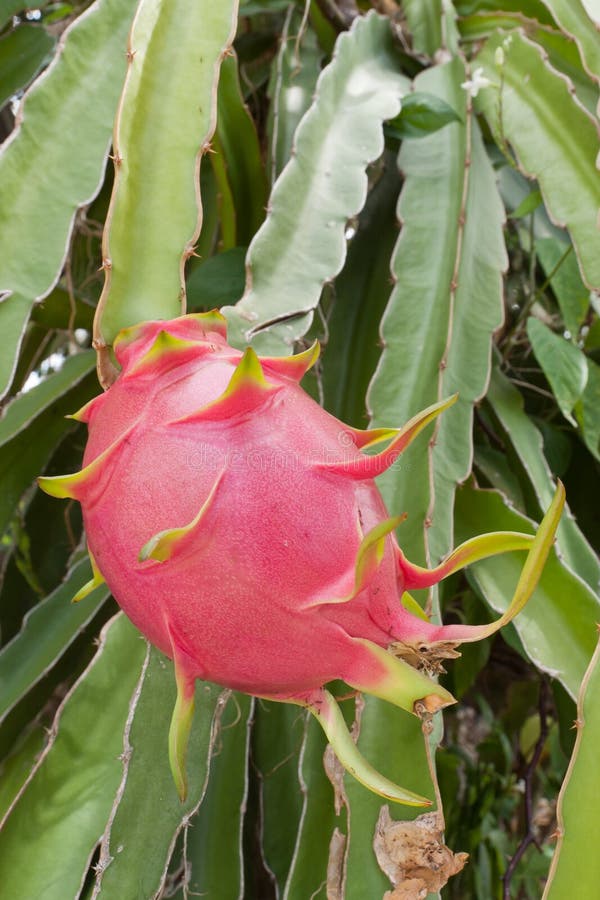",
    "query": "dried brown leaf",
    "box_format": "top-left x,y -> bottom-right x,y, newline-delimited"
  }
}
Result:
374,805 -> 468,894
